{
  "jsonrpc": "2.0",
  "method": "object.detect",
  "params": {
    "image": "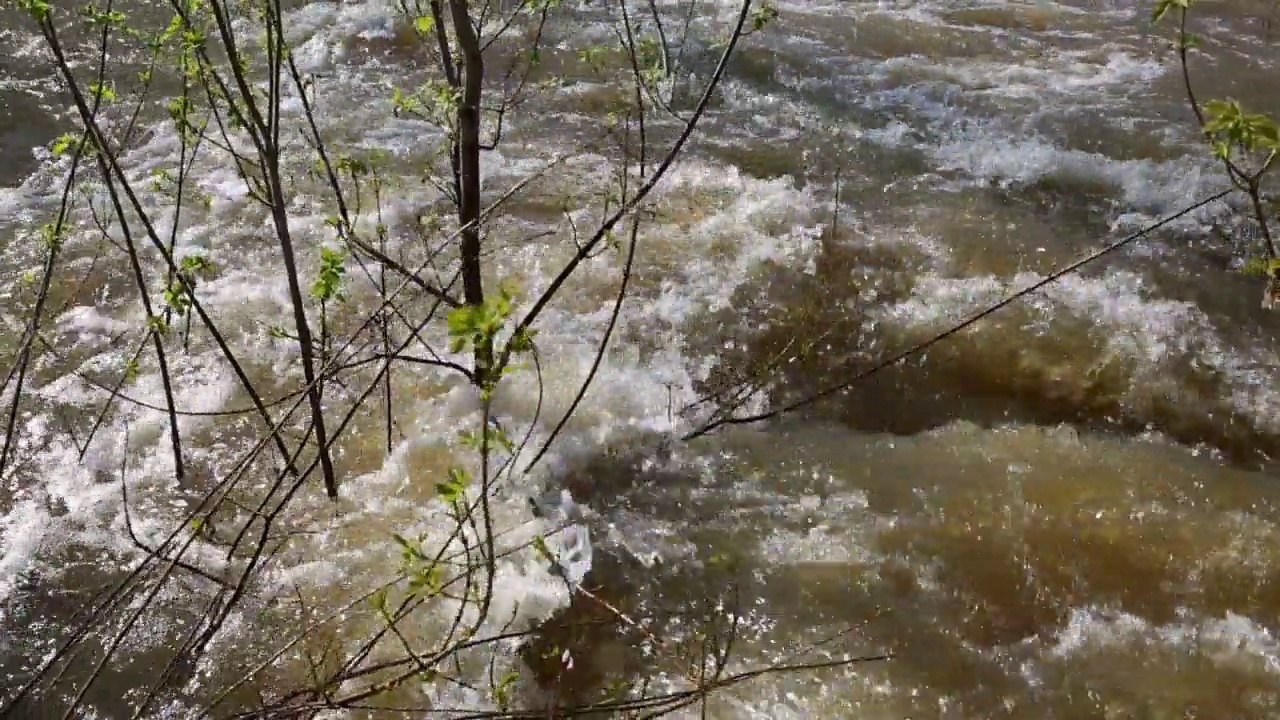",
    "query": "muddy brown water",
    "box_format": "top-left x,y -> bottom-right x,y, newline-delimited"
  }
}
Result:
4,1 -> 1280,718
